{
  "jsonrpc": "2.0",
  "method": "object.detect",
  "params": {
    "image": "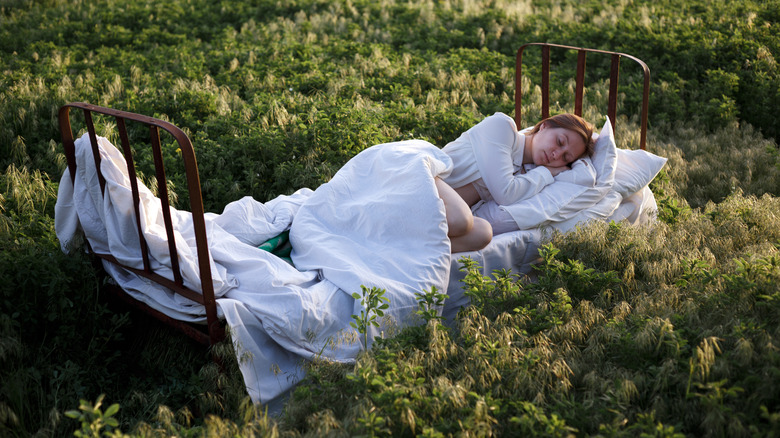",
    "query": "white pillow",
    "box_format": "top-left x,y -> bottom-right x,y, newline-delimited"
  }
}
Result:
590,117 -> 618,187
614,148 -> 668,197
